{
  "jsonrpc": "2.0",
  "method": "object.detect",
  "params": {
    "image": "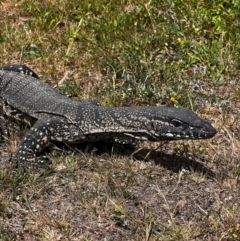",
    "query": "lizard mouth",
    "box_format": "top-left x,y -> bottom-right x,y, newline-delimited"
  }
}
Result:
161,127 -> 217,140
150,121 -> 217,140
